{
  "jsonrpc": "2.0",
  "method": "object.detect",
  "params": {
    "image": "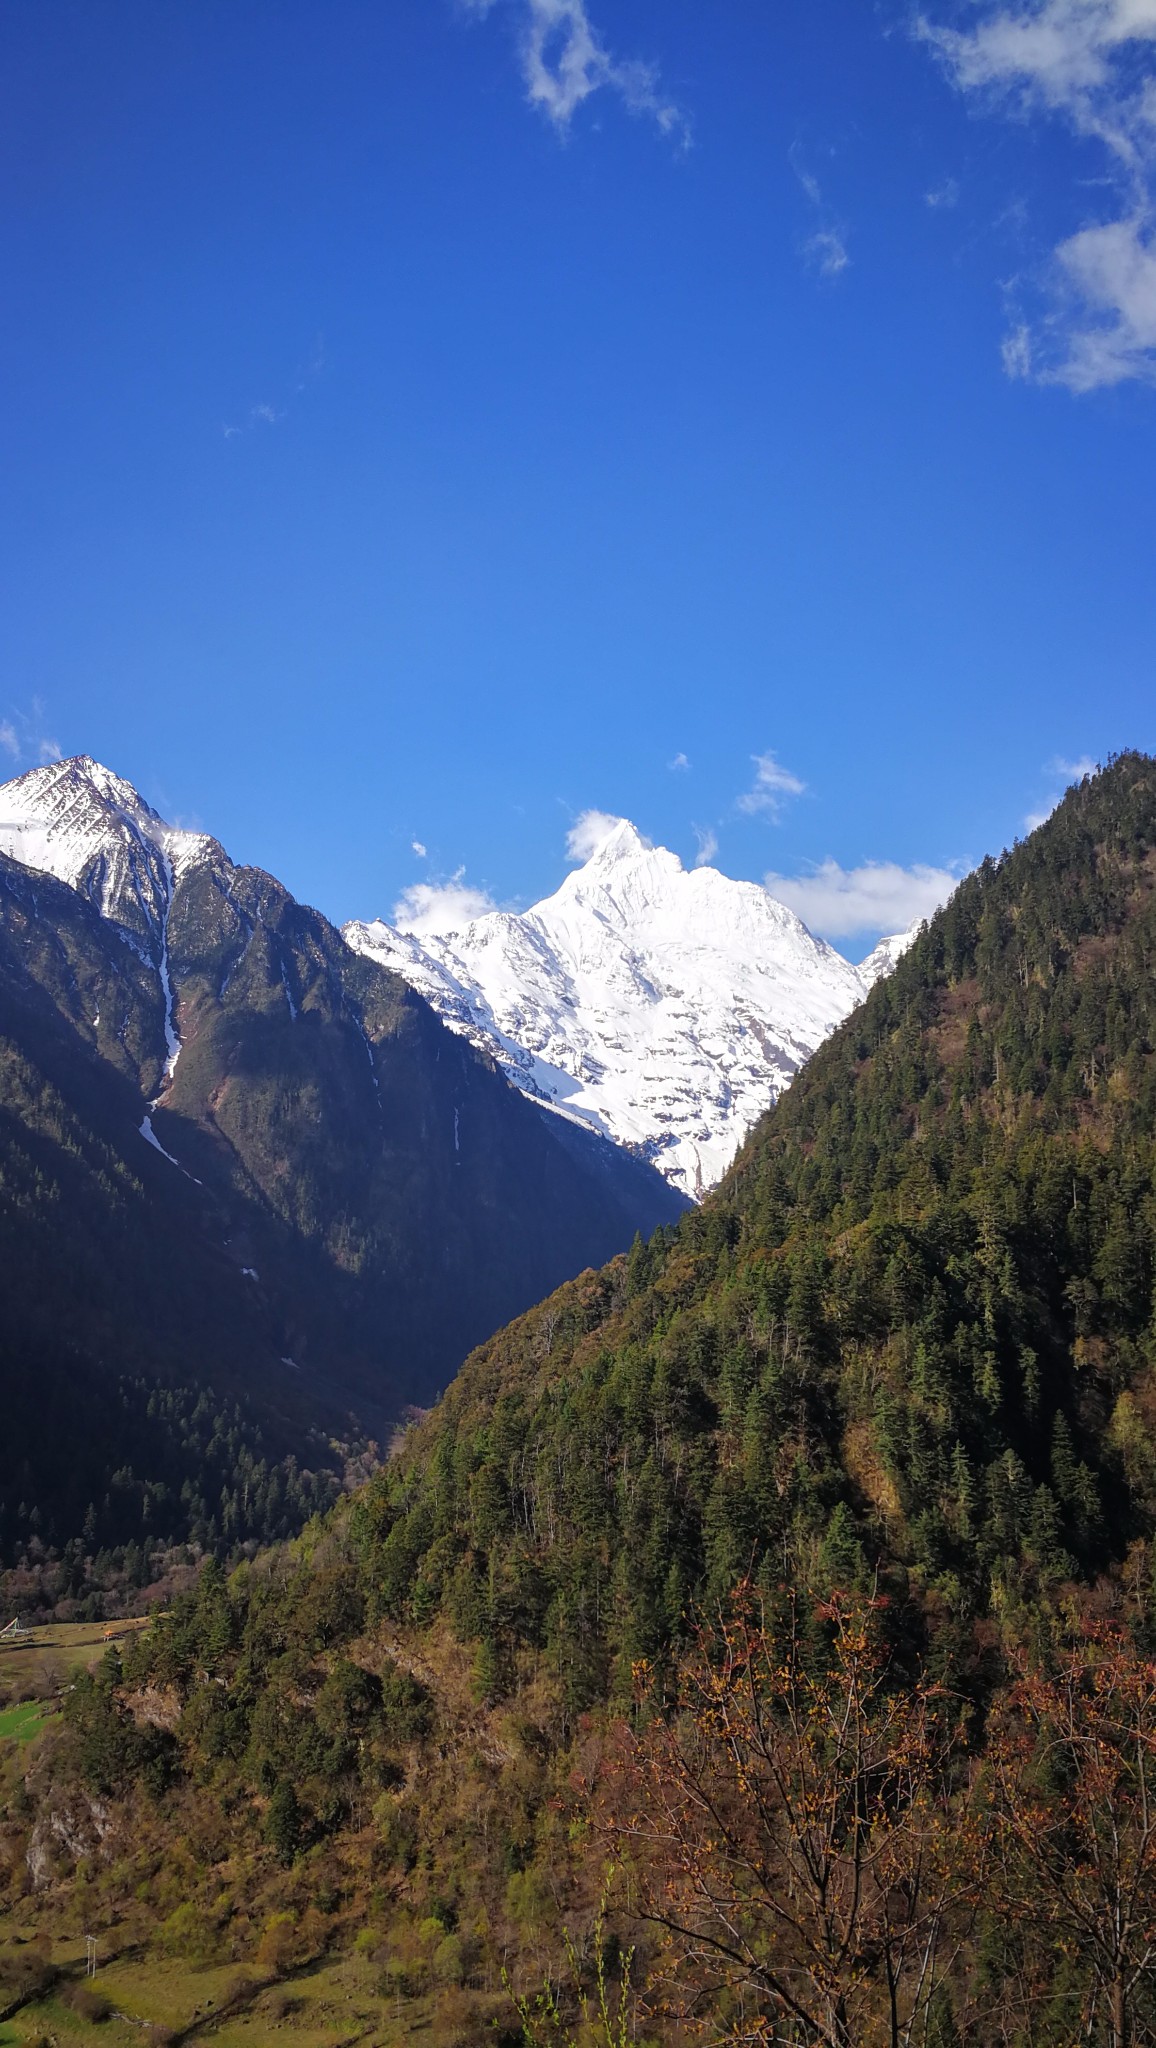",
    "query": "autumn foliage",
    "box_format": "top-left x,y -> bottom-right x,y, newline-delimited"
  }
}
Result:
981,1625 -> 1156,2048
591,1586 -> 1156,2047
594,1586 -> 973,2044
